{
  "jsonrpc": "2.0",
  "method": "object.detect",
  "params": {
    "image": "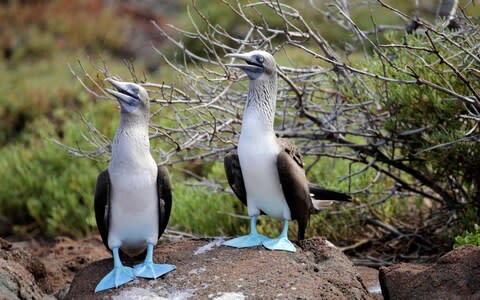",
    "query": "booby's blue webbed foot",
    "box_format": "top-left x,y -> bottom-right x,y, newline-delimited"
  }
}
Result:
133,243 -> 176,279
223,215 -> 269,248
223,232 -> 269,248
262,236 -> 296,252
95,248 -> 135,292
95,266 -> 135,292
134,263 -> 176,278
262,220 -> 296,253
